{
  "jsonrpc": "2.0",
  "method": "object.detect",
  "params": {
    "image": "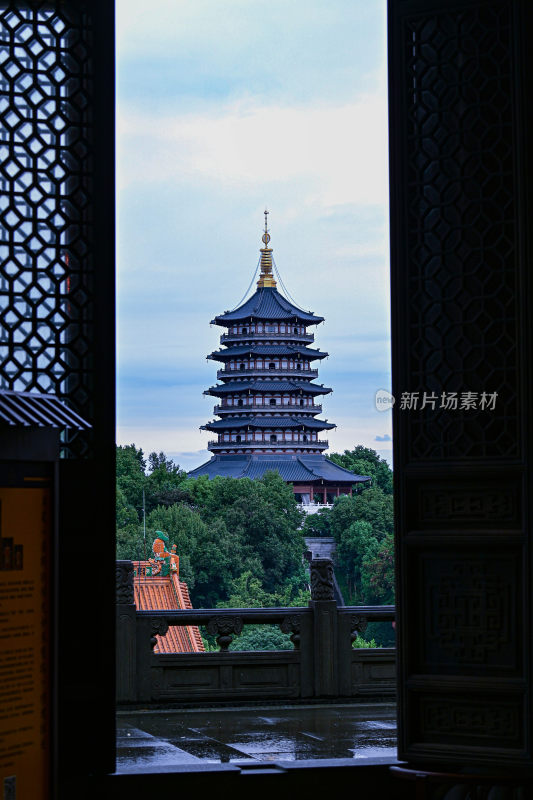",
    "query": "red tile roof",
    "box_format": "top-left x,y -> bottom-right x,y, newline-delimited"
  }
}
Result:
132,563 -> 204,653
